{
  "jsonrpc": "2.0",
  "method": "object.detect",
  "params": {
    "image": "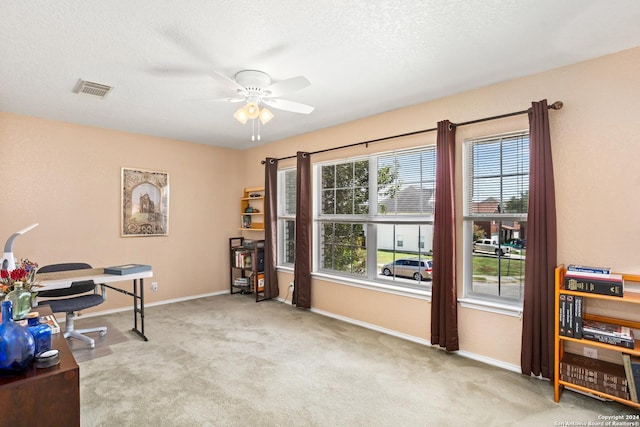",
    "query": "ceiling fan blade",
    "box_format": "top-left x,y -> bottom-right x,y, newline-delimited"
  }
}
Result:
263,76 -> 310,98
207,97 -> 246,103
209,71 -> 246,94
262,98 -> 314,114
